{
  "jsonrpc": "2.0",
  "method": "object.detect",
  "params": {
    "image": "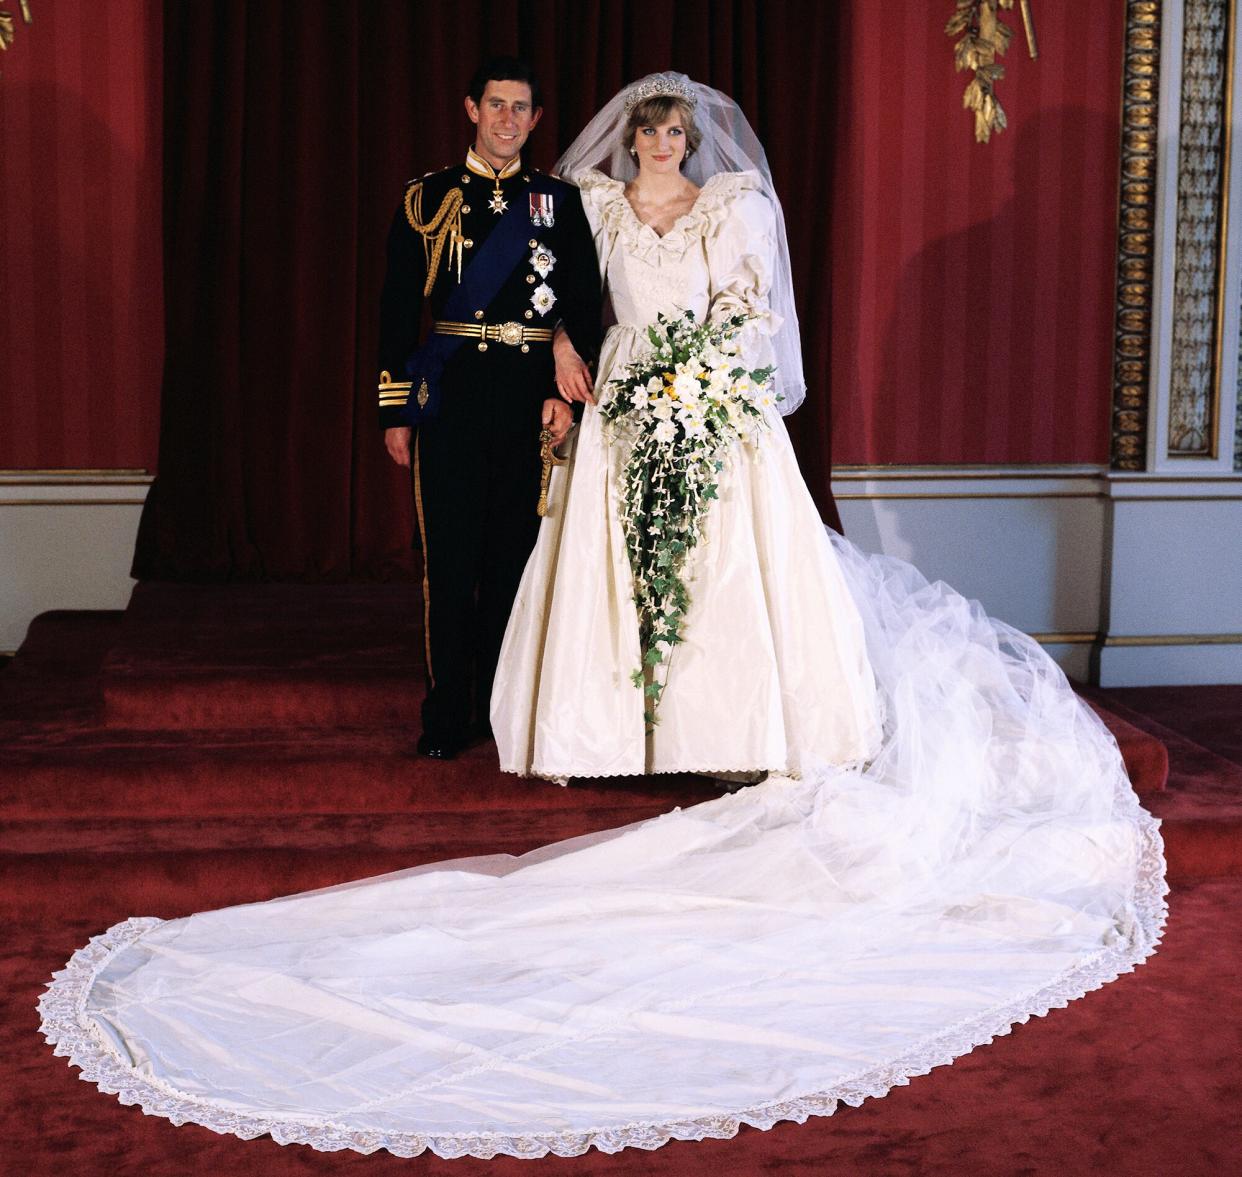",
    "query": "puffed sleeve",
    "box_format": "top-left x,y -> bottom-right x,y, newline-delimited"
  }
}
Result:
704,177 -> 781,371
574,169 -> 625,287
